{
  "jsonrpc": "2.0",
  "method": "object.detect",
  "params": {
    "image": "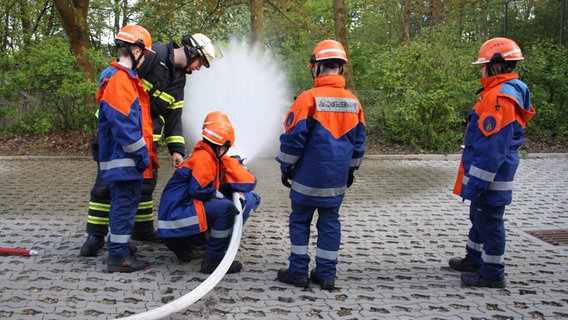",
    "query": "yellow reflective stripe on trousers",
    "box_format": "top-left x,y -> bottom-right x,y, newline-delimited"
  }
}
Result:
89,201 -> 110,212
87,215 -> 109,225
138,200 -> 153,210
135,213 -> 154,222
